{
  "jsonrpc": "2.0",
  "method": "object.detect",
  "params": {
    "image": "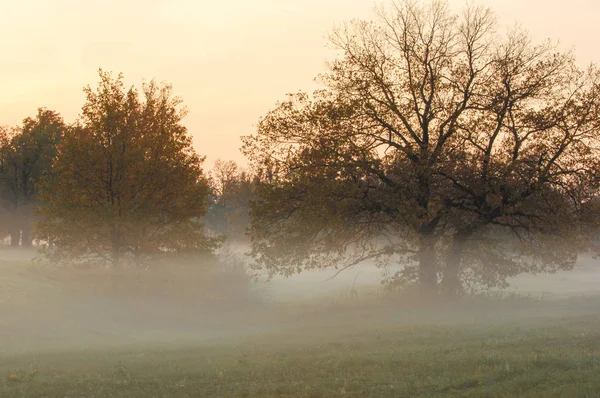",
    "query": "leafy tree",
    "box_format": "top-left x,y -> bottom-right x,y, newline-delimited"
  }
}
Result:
242,0 -> 600,295
37,70 -> 217,266
0,109 -> 64,247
